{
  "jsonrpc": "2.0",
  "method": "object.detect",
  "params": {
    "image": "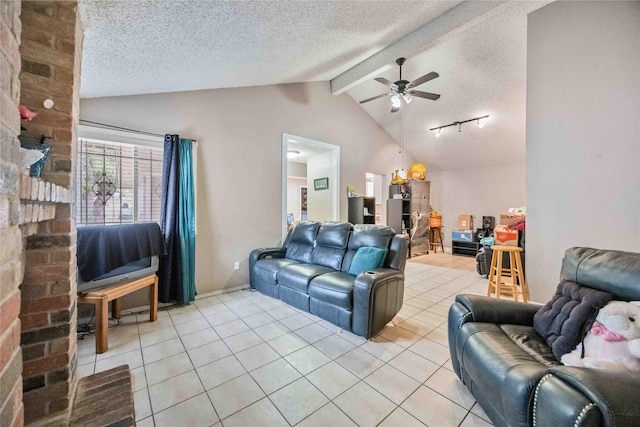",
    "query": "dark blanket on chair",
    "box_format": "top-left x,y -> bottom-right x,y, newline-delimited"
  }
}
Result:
77,223 -> 166,282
